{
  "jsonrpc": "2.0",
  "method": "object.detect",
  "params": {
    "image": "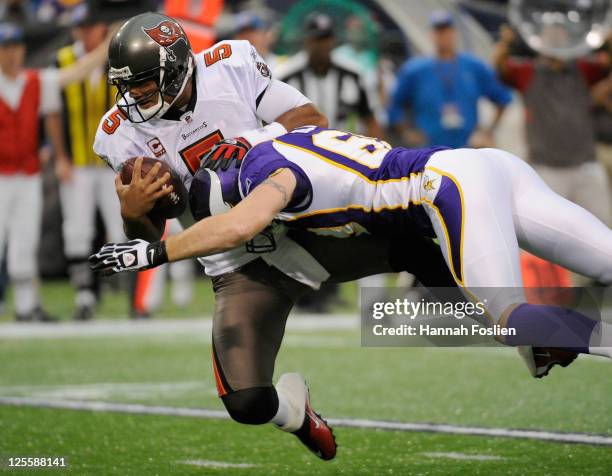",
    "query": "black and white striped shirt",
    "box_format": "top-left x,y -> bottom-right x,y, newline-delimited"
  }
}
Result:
275,51 -> 377,131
